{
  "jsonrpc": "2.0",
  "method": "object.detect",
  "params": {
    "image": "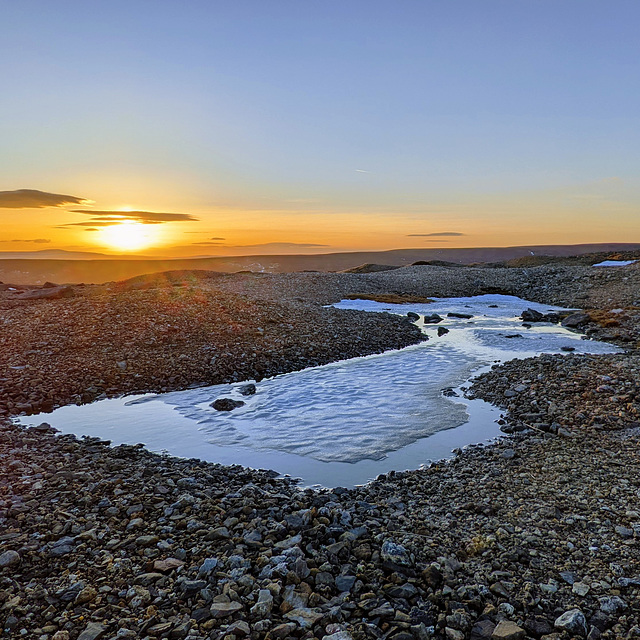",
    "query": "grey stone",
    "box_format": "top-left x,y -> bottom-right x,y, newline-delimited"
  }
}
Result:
381,540 -> 412,566
470,619 -> 495,639
198,557 -> 218,575
0,550 -> 20,568
323,632 -> 353,640
615,525 -> 634,538
250,588 -> 273,619
387,583 -> 418,599
335,574 -> 356,592
77,623 -> 107,640
561,312 -> 590,327
521,308 -> 544,322
598,595 -> 627,614
284,607 -> 324,627
554,609 -> 587,637
210,601 -> 243,617
491,620 -> 525,640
